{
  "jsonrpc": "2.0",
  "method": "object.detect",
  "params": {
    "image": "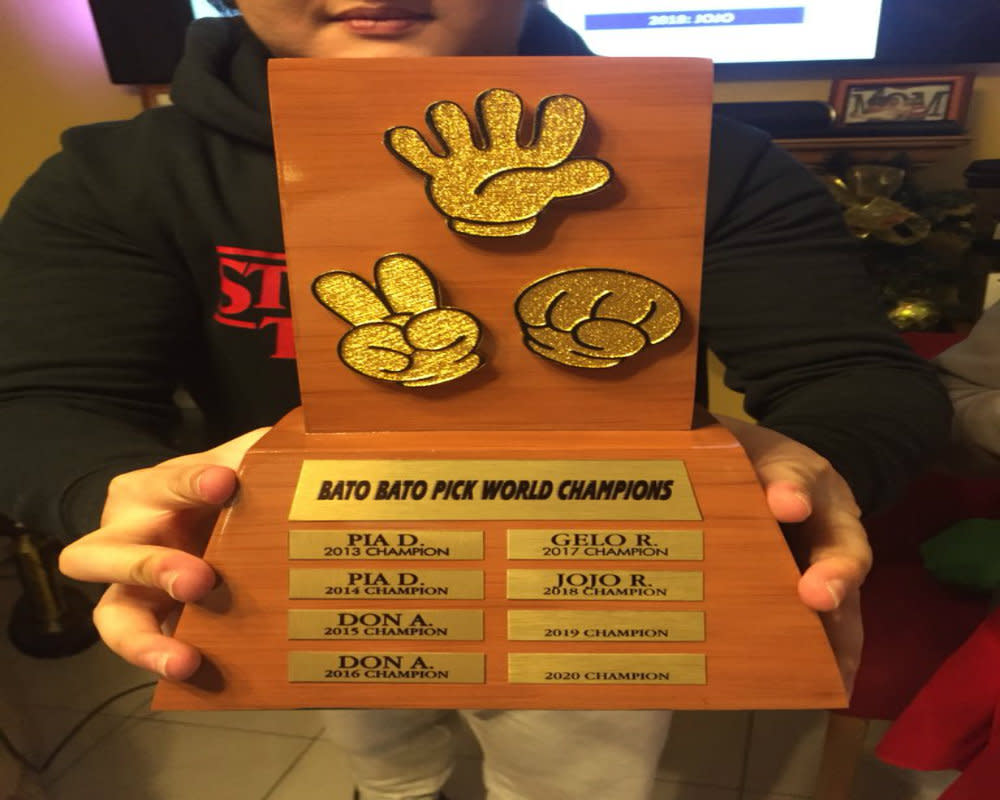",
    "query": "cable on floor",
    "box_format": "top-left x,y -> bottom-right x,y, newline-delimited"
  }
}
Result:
0,681 -> 155,773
